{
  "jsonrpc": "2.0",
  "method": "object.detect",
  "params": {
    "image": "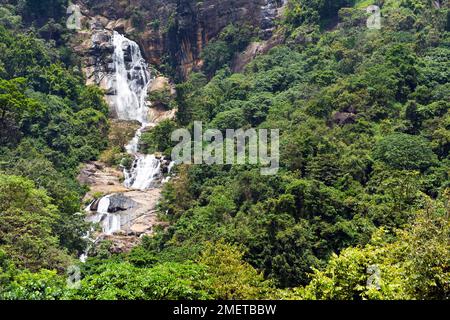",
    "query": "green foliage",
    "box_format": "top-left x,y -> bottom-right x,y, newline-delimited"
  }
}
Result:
148,87 -> 175,109
0,26 -> 109,169
210,108 -> 246,131
0,10 -> 108,266
0,174 -> 71,271
0,5 -> 22,29
0,0 -> 448,301
199,241 -> 274,299
201,41 -> 232,76
373,133 -> 437,171
1,269 -> 67,300
284,0 -> 355,29
71,262 -> 212,300
155,0 -> 449,295
302,198 -> 450,300
21,0 -> 68,26
201,23 -> 255,76
130,7 -> 146,31
140,119 -> 178,155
